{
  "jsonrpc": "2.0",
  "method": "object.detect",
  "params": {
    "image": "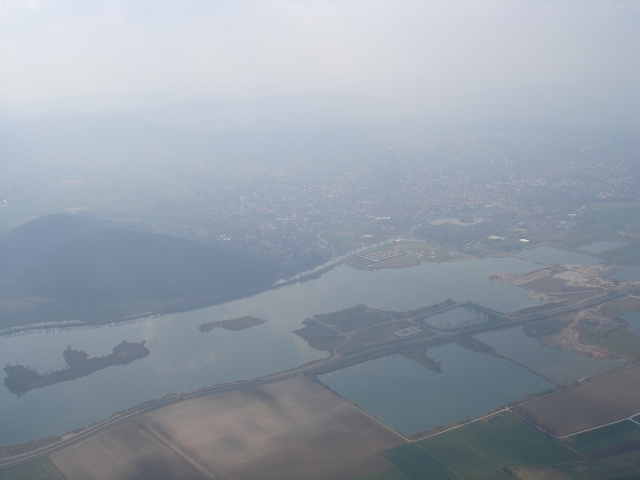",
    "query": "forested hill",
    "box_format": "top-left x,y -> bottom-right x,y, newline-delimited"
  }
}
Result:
0,214 -> 277,303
